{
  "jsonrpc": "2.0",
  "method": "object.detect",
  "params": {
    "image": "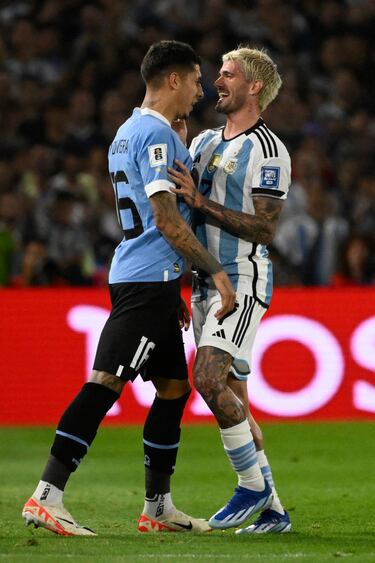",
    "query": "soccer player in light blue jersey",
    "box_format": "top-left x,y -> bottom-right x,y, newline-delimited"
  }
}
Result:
22,40 -> 235,537
169,47 -> 292,534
